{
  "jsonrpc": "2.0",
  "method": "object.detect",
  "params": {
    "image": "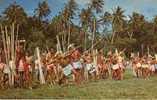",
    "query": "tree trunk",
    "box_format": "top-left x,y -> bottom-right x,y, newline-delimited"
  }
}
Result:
92,18 -> 96,50
67,23 -> 71,51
